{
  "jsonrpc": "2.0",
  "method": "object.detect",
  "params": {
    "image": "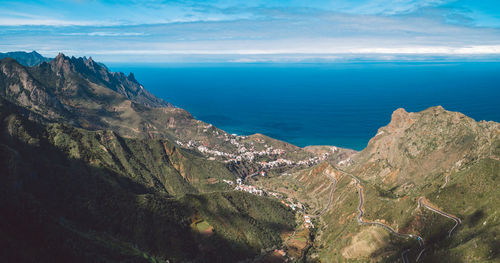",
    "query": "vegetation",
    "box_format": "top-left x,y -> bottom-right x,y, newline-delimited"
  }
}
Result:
257,107 -> 500,262
0,100 -> 296,262
1,54 -> 499,262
